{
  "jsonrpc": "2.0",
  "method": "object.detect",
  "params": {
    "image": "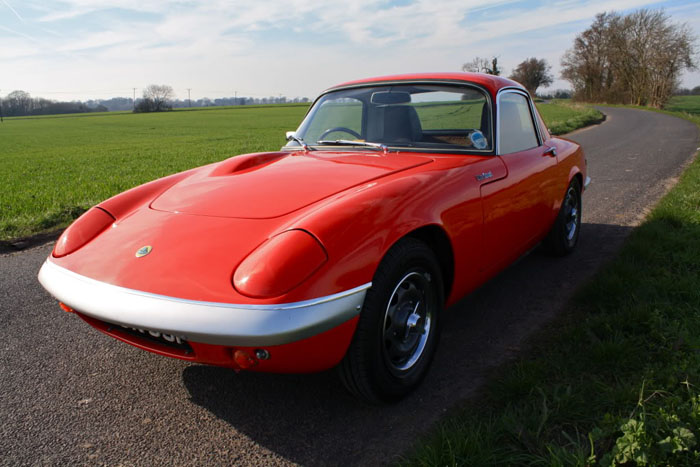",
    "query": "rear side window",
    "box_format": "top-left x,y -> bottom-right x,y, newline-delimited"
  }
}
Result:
498,92 -> 539,154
